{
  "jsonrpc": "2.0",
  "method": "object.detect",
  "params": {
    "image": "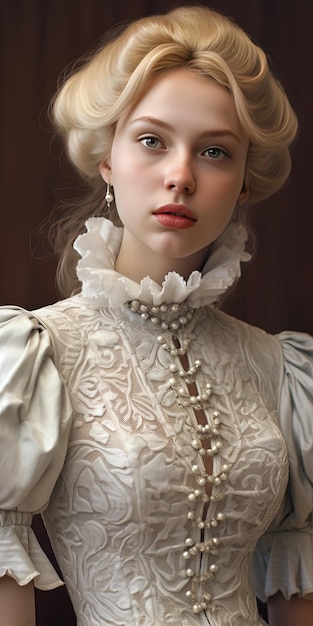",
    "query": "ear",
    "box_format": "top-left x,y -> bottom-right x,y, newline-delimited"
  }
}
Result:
237,178 -> 249,207
99,160 -> 112,184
